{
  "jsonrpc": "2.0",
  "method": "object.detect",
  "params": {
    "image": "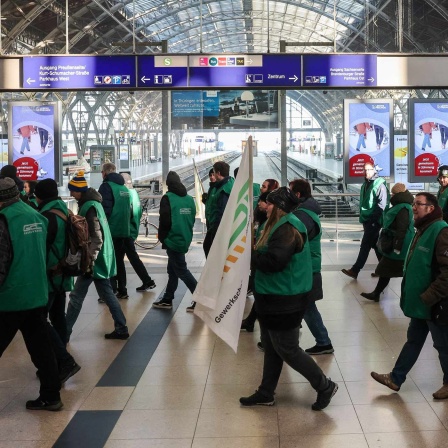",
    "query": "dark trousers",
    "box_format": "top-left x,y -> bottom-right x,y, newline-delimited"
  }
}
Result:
375,127 -> 384,146
258,320 -> 329,398
0,307 -> 60,401
374,277 -> 391,294
163,247 -> 197,301
352,222 -> 381,273
203,230 -> 215,258
123,237 -> 152,284
111,237 -> 127,294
